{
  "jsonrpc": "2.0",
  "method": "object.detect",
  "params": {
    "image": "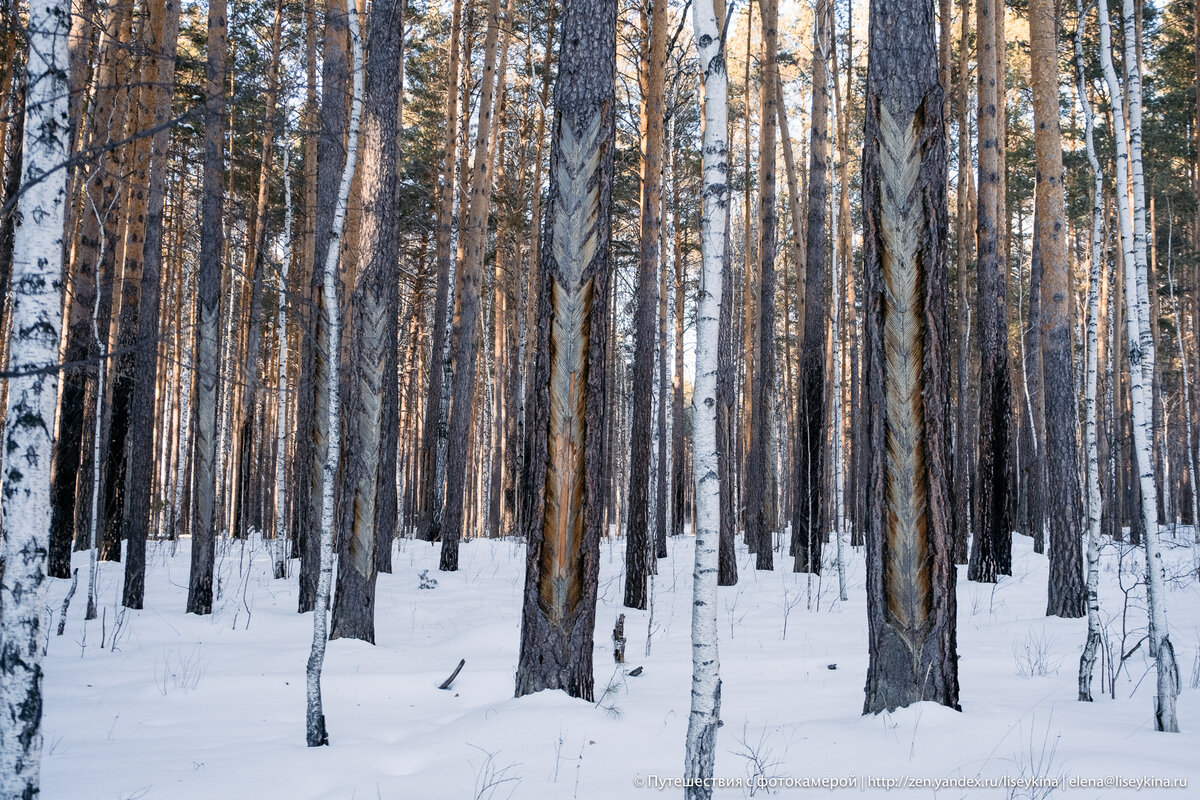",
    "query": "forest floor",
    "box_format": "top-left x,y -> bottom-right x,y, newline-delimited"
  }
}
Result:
42,527 -> 1200,799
